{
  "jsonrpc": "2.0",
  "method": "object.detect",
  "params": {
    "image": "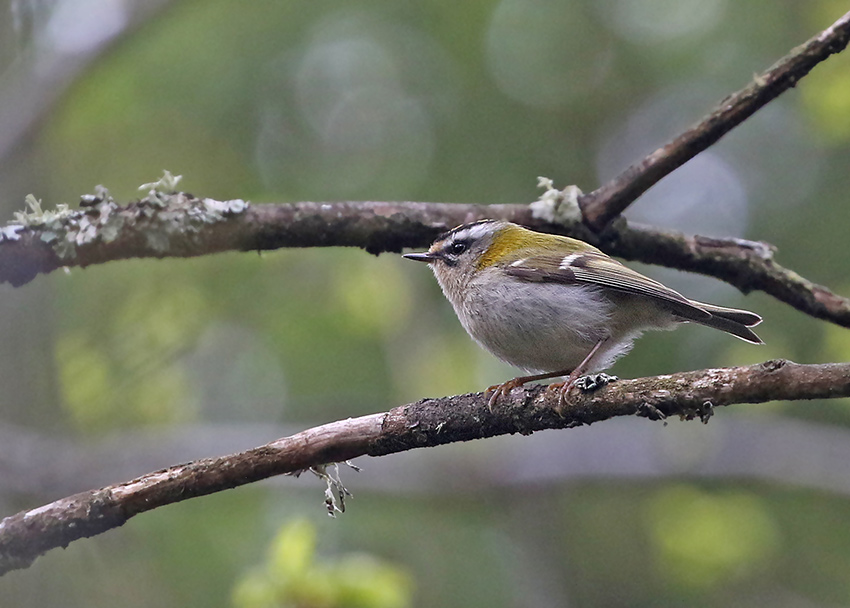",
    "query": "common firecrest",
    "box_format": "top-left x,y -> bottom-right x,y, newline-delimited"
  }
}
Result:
404,219 -> 762,409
